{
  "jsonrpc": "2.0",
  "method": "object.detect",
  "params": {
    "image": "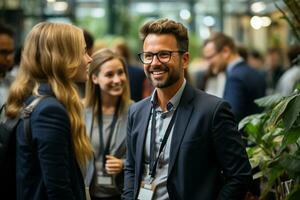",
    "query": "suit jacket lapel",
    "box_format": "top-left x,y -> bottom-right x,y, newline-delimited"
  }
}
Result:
168,84 -> 195,175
